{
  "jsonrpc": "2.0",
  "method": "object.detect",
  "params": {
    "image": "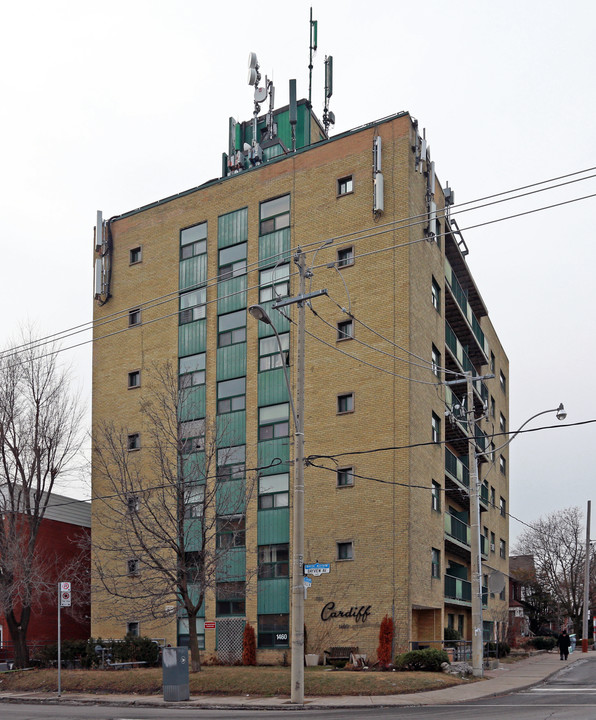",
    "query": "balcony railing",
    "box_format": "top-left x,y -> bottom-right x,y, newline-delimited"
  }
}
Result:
444,575 -> 471,603
445,323 -> 488,405
444,513 -> 471,546
445,448 -> 469,488
445,259 -> 489,358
